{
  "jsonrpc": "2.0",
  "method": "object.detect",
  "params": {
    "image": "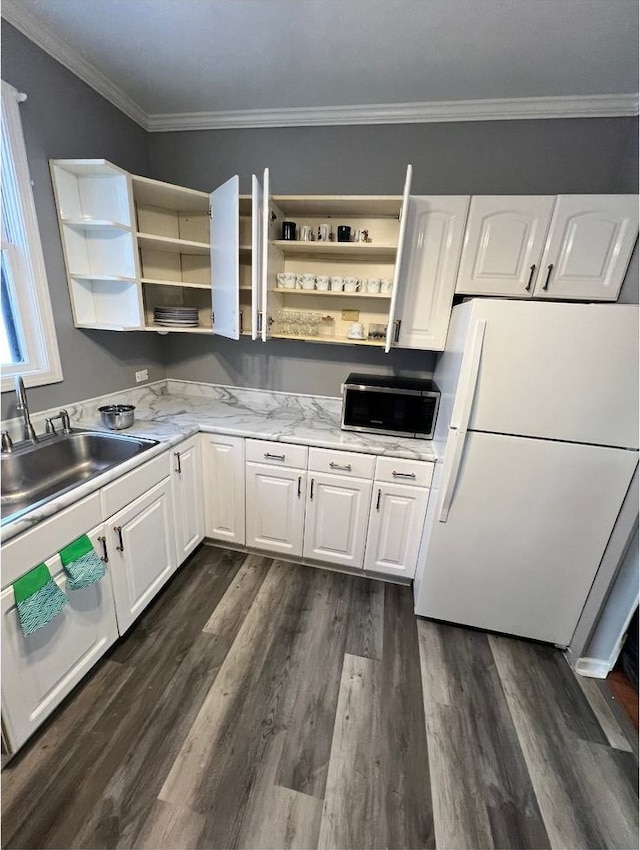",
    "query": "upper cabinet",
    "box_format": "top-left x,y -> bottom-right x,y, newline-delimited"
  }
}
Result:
50,159 -> 252,337
256,165 -> 413,350
456,194 -> 638,302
